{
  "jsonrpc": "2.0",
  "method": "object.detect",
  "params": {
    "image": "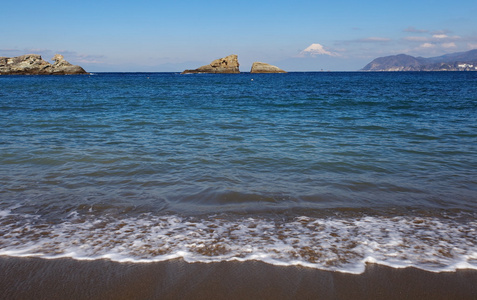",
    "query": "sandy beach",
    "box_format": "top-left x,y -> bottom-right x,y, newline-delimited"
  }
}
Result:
1,256 -> 476,299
